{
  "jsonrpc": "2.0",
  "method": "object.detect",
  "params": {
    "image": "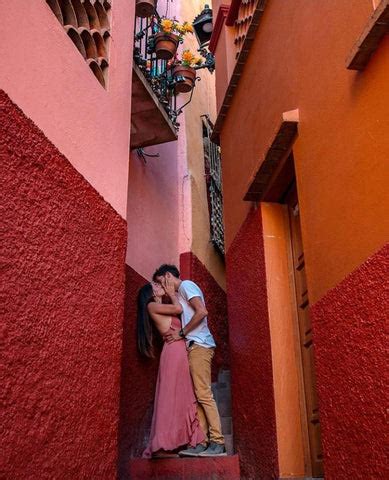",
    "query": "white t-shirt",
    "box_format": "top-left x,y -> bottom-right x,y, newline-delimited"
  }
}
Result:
178,280 -> 216,348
